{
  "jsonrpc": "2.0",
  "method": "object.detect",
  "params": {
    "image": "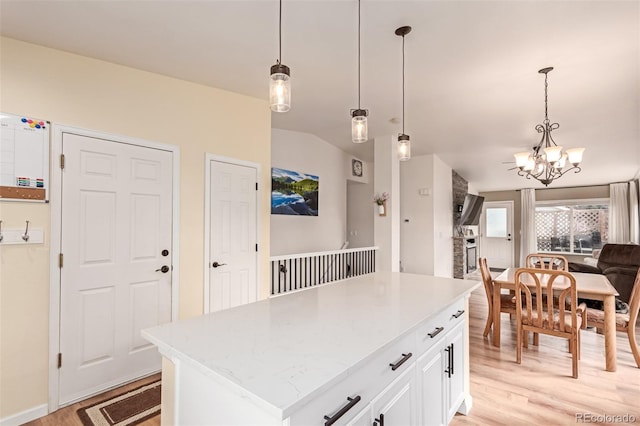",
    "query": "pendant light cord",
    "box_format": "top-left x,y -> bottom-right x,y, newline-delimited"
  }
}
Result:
357,0 -> 361,108
278,0 -> 282,64
402,33 -> 405,133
